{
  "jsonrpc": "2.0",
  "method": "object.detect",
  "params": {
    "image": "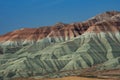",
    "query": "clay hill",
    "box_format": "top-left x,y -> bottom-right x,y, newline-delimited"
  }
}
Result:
0,11 -> 120,42
0,11 -> 120,80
